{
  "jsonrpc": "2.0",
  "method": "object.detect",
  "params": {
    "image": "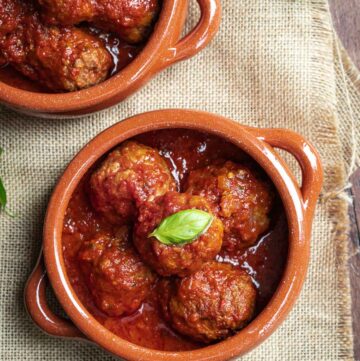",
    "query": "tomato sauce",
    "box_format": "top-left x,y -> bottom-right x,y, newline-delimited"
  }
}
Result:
0,27 -> 141,92
62,129 -> 288,351
87,26 -> 141,76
